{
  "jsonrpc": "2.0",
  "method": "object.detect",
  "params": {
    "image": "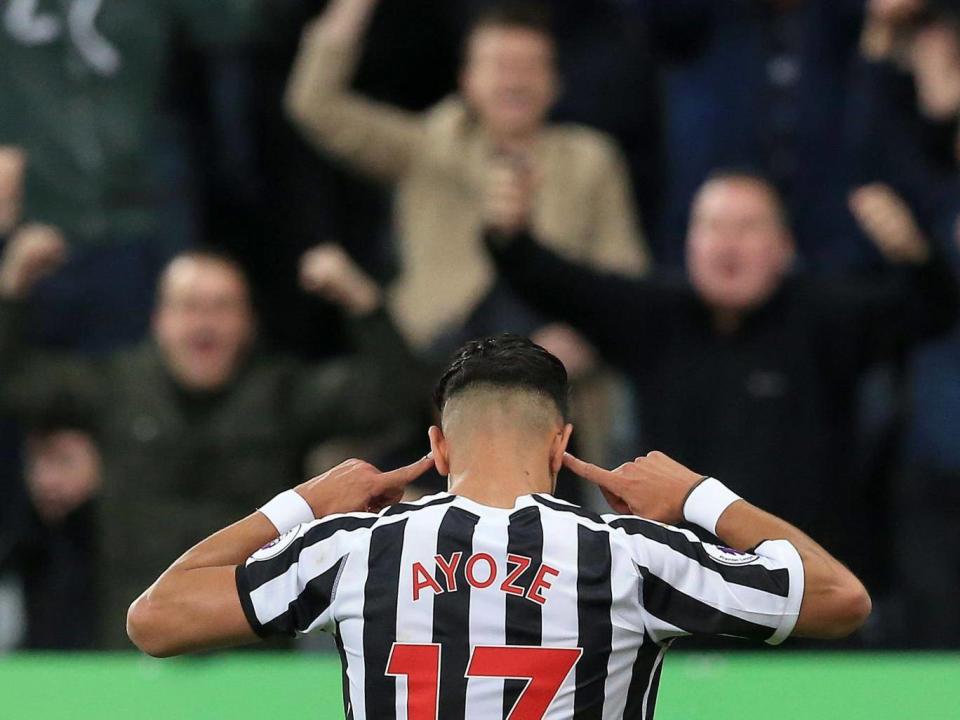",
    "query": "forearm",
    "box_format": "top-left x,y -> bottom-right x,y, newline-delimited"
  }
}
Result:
128,457 -> 434,656
321,0 -> 378,42
716,500 -> 871,639
285,0 -> 419,180
127,512 -> 278,657
286,14 -> 364,122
